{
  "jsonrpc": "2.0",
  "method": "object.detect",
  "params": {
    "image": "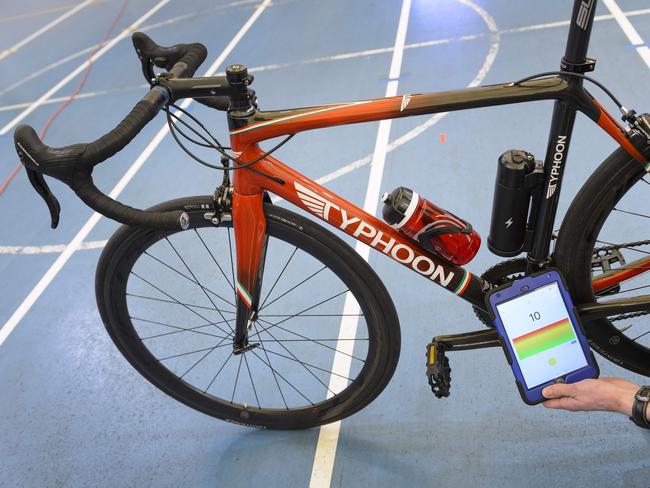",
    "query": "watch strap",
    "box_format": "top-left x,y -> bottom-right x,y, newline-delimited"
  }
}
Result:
630,385 -> 650,429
